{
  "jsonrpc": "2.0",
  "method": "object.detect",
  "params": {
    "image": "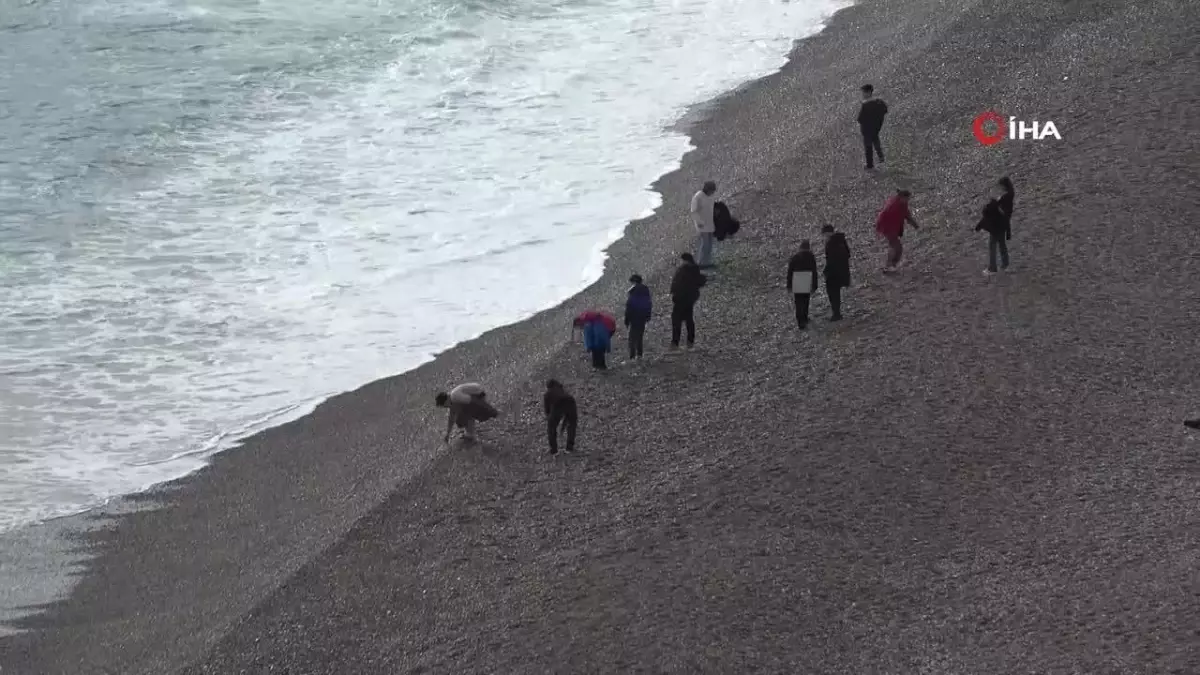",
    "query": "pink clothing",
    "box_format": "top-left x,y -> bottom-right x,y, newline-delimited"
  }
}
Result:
875,196 -> 910,239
